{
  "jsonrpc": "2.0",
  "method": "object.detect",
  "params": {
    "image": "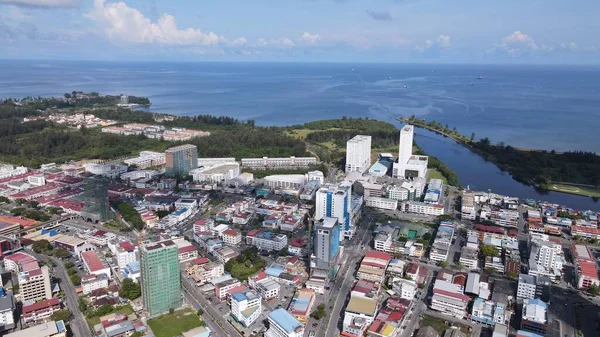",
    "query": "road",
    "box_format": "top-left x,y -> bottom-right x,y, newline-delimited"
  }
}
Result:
180,272 -> 241,337
29,251 -> 90,337
315,215 -> 373,337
